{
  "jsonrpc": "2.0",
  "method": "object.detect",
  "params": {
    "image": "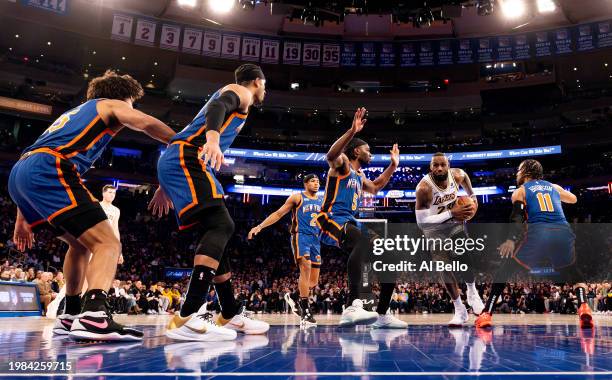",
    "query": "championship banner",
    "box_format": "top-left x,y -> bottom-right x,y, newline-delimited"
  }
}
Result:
379,43 -> 396,67
577,24 -> 595,51
400,42 -> 417,67
341,42 -> 358,67
496,36 -> 513,61
514,34 -> 531,60
535,31 -> 552,57
477,38 -> 495,62
457,39 -> 475,64
283,41 -> 301,65
554,28 -> 573,55
241,36 -> 261,62
221,34 -> 241,59
111,14 -> 133,42
418,41 -> 435,66
202,30 -> 222,57
436,40 -> 454,65
360,42 -> 377,67
134,19 -> 156,47
160,24 -> 181,51
321,44 -> 340,67
182,28 -> 203,54
261,39 -> 280,64
596,21 -> 612,48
